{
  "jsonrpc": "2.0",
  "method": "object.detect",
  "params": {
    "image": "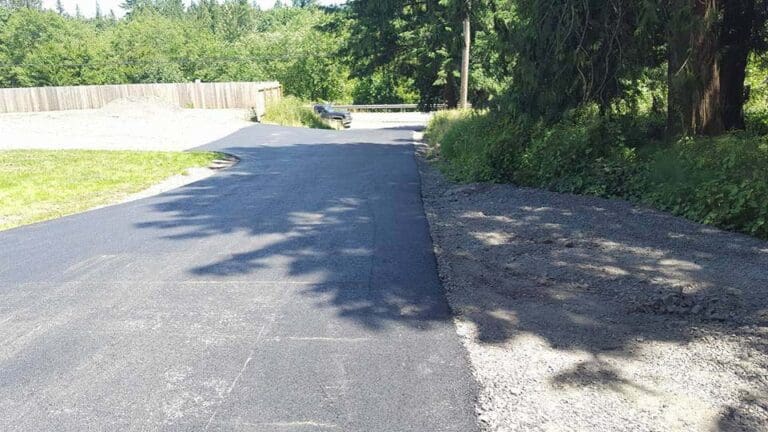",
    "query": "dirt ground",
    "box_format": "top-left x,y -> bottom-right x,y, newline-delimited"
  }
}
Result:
0,101 -> 430,150
416,144 -> 768,431
0,97 -> 253,151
